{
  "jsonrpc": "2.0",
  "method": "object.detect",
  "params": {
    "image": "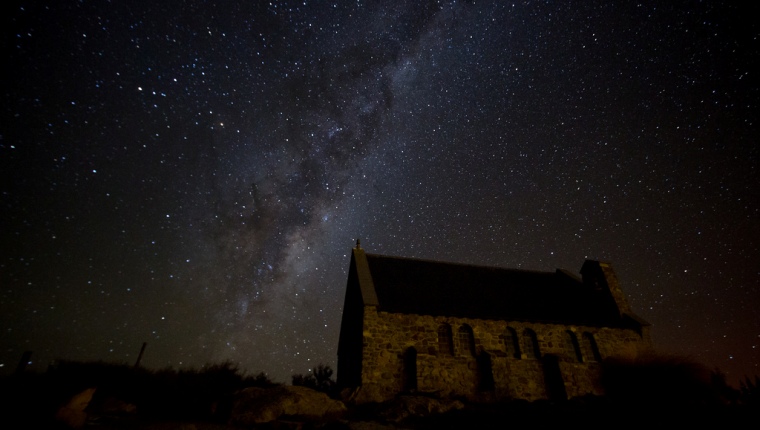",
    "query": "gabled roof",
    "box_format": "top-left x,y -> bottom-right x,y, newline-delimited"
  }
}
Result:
350,247 -> 643,328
